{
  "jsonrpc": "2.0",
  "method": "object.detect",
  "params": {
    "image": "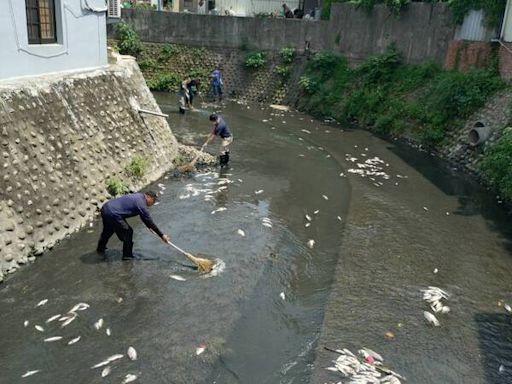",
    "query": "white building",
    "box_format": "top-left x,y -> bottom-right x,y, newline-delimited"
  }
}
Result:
1,0 -> 108,80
